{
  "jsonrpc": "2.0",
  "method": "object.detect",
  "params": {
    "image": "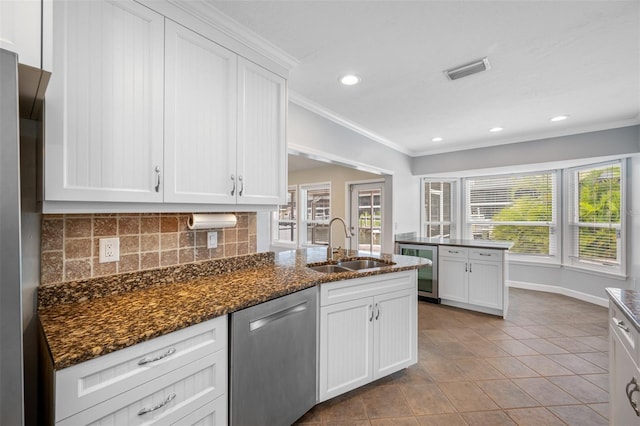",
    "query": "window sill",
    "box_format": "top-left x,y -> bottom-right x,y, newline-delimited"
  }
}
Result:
508,259 -> 627,280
